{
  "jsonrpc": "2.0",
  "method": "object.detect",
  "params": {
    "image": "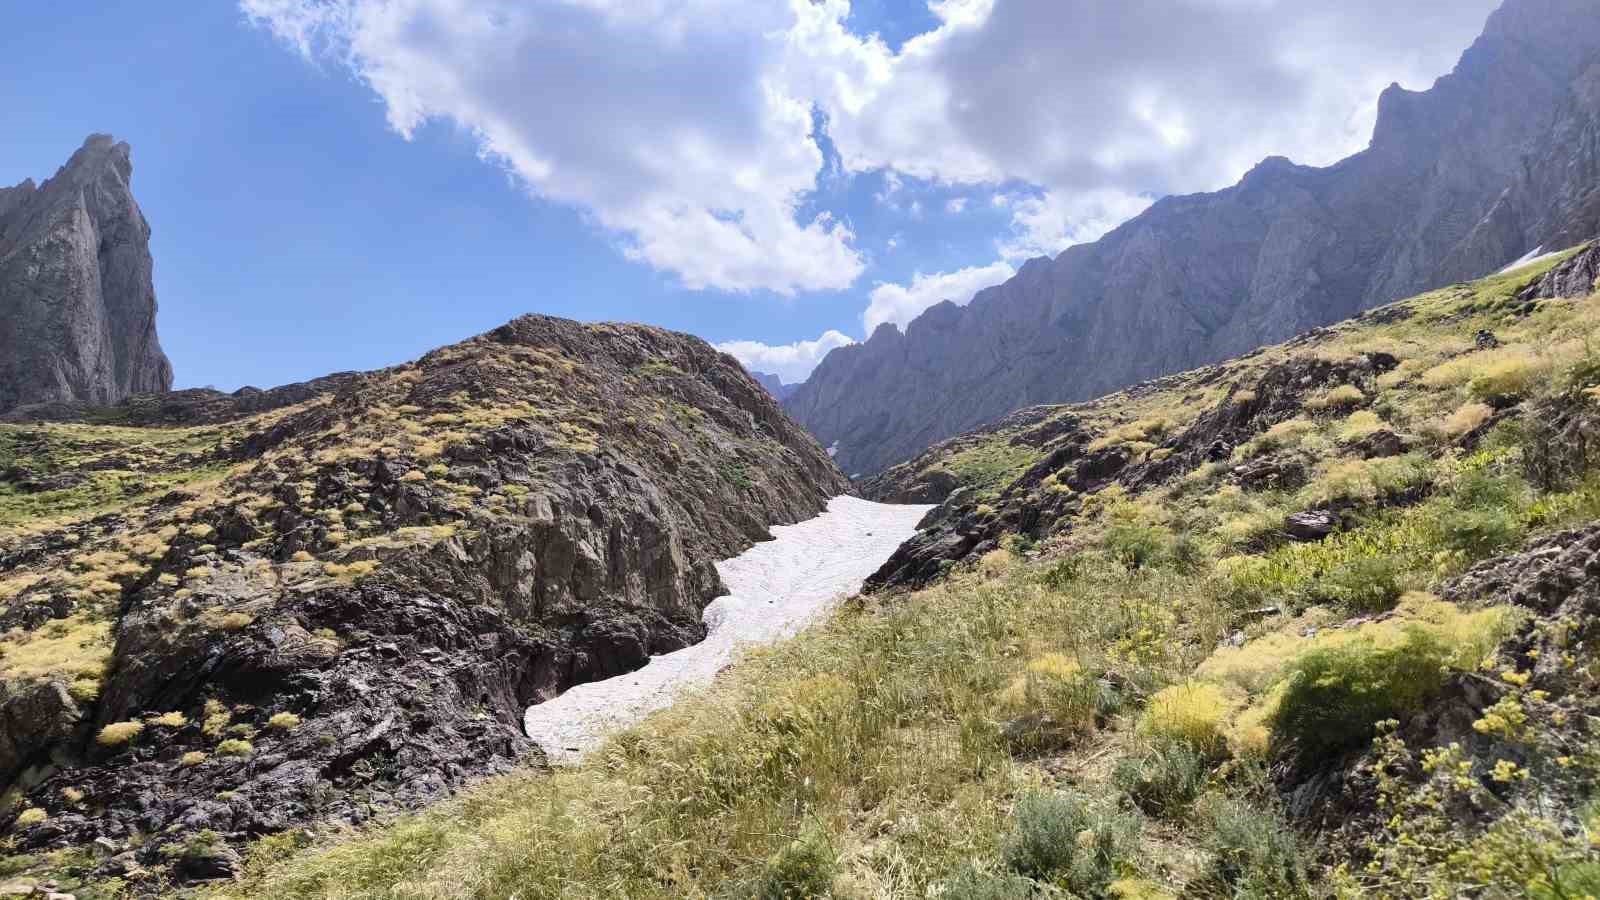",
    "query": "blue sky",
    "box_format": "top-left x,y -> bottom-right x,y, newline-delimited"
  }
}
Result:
0,1 -> 1500,389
